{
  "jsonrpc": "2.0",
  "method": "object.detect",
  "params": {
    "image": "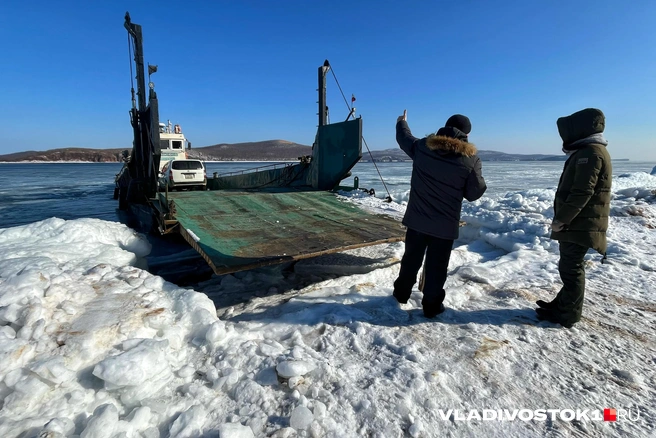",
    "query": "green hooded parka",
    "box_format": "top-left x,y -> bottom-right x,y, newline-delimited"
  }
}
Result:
551,108 -> 612,254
